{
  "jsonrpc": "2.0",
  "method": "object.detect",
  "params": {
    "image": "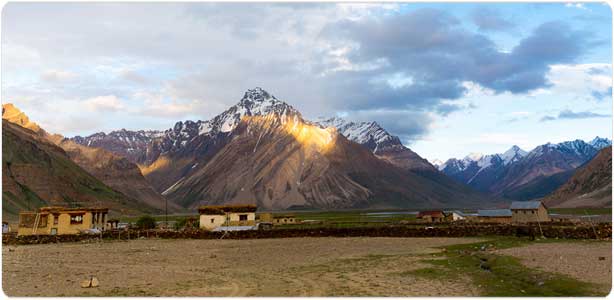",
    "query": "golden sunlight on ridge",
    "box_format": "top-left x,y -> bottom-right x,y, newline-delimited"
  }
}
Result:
243,114 -> 336,153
